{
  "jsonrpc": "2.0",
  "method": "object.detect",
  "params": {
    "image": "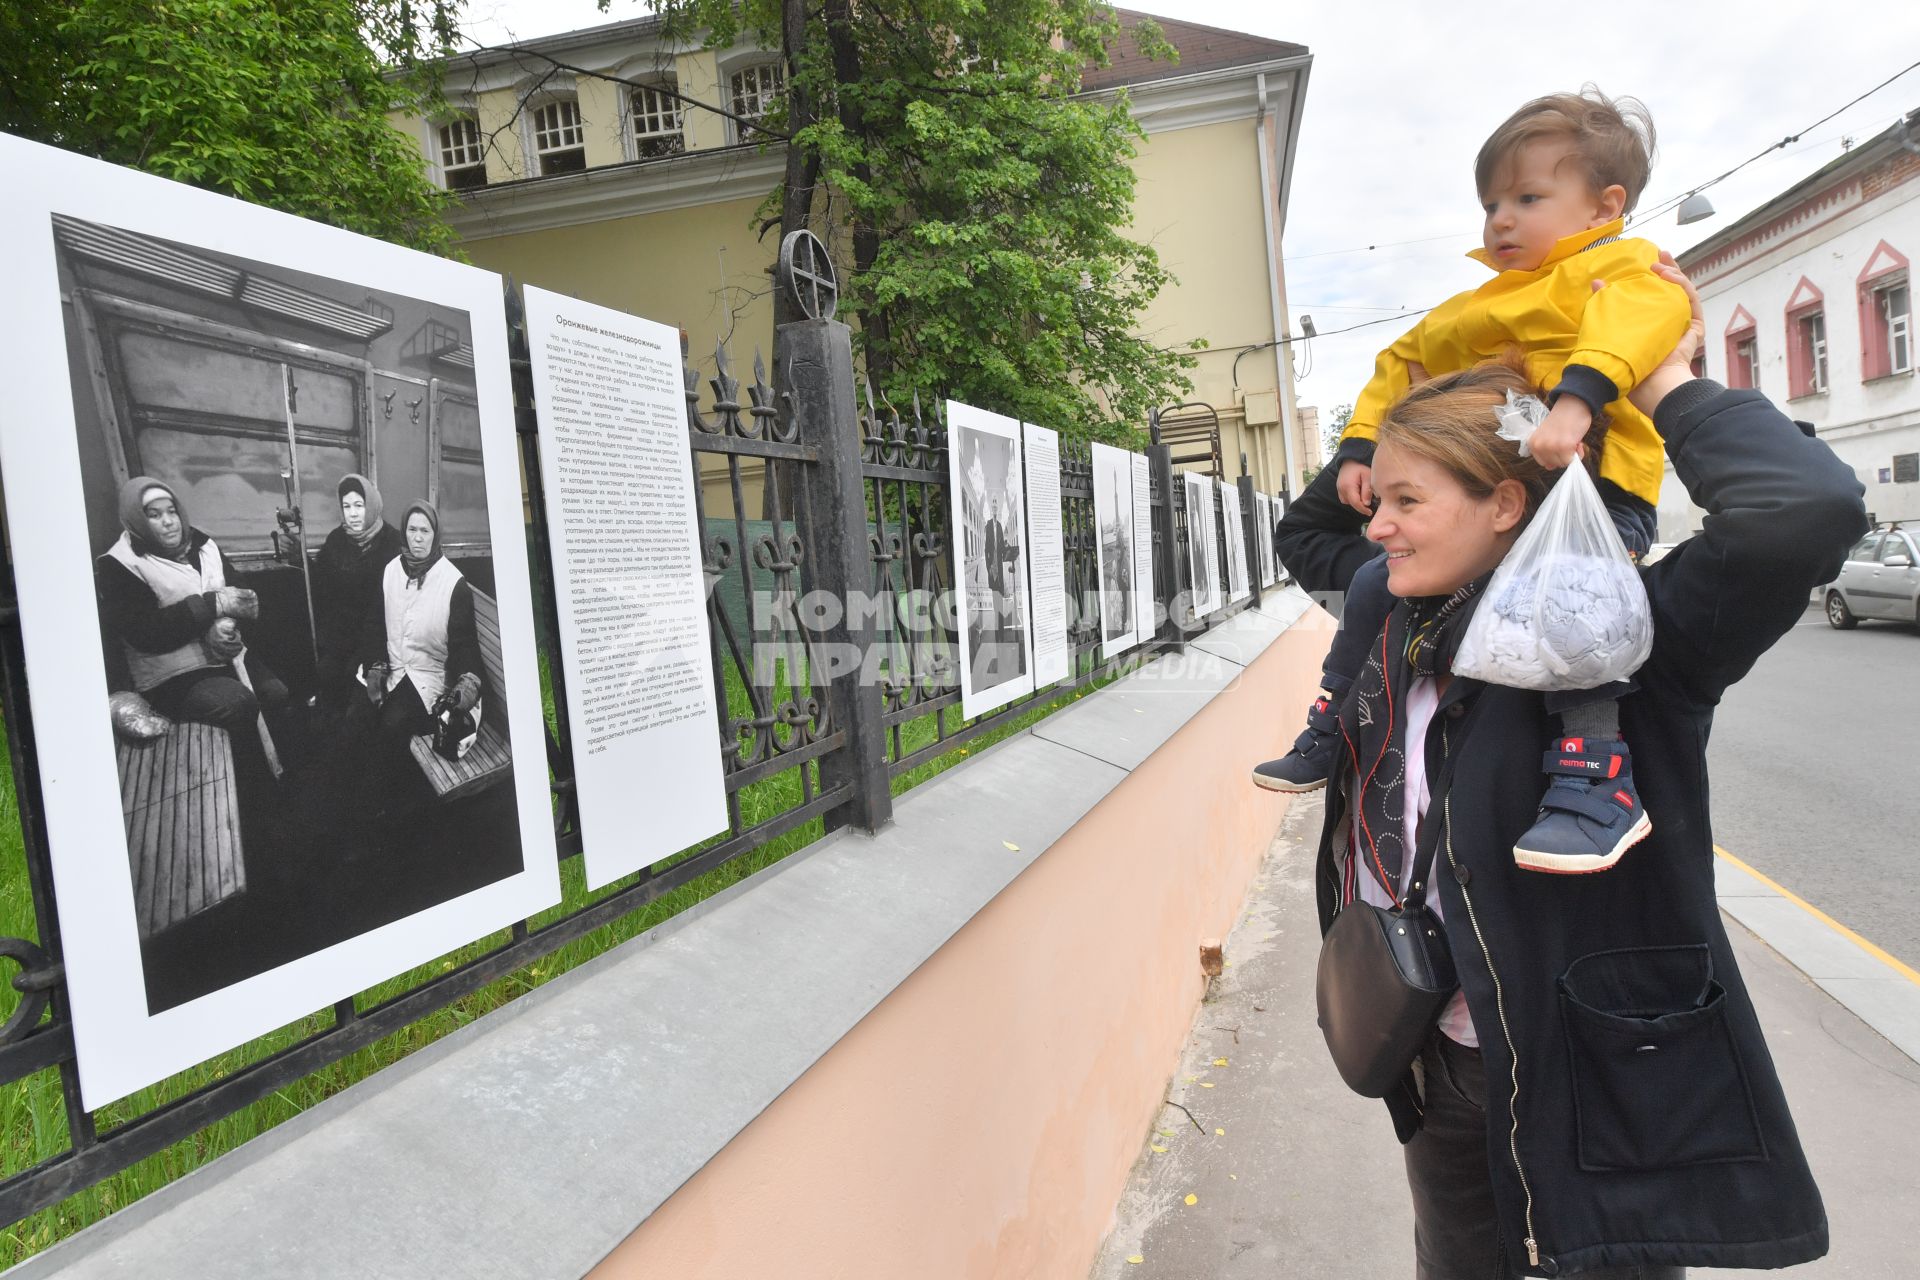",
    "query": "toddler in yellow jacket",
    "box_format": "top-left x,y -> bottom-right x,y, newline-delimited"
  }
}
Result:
1256,87 -> 1691,874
